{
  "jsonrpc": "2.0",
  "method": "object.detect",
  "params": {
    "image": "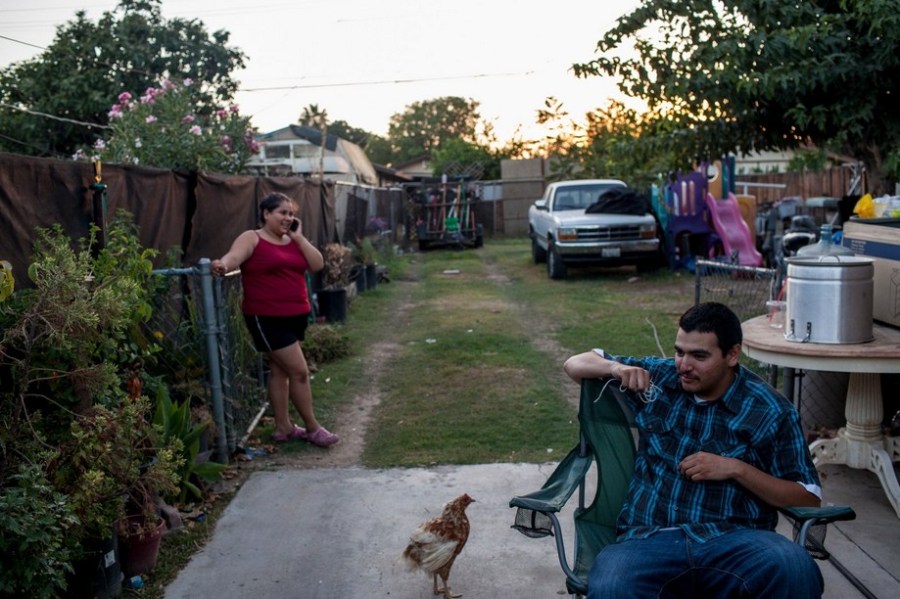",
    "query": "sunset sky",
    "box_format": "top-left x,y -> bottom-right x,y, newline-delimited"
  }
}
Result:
0,0 -> 640,142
